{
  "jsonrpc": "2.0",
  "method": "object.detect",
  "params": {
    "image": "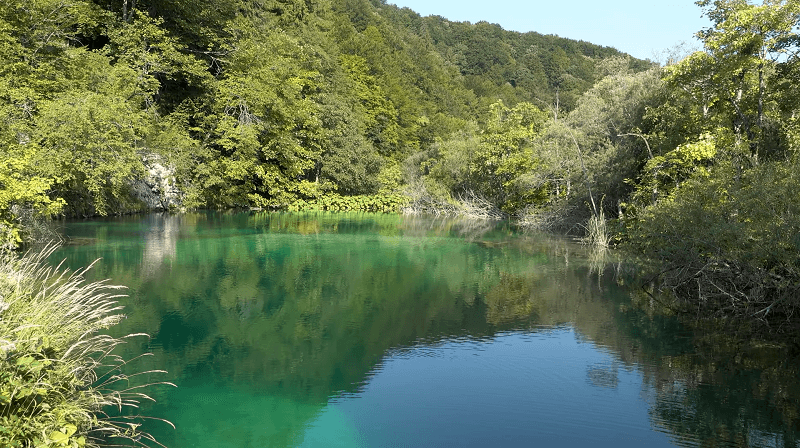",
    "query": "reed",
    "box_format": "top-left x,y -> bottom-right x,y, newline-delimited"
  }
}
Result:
0,244 -> 173,447
582,209 -> 611,249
